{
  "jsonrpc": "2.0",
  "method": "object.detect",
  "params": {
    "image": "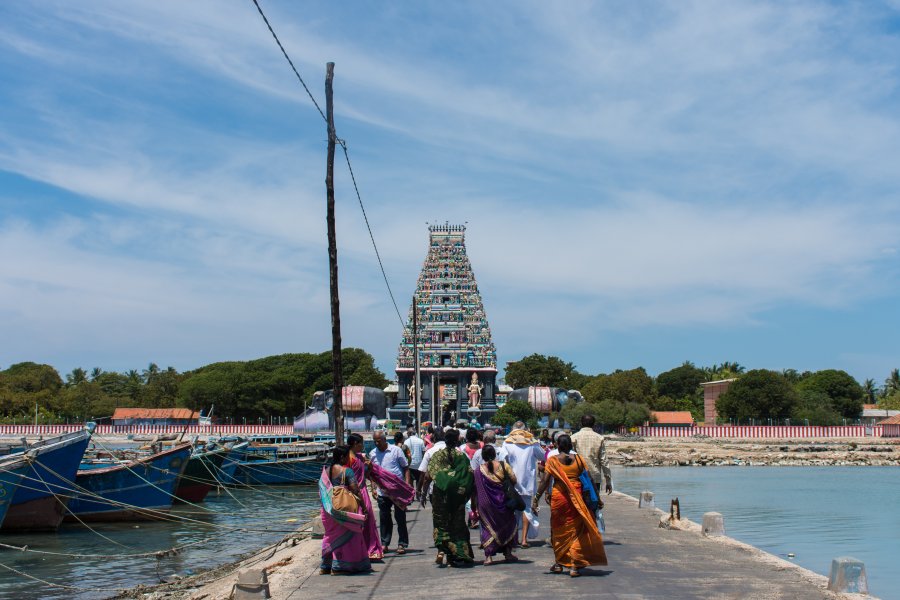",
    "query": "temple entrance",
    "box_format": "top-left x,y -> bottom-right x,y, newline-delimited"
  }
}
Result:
439,378 -> 458,426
